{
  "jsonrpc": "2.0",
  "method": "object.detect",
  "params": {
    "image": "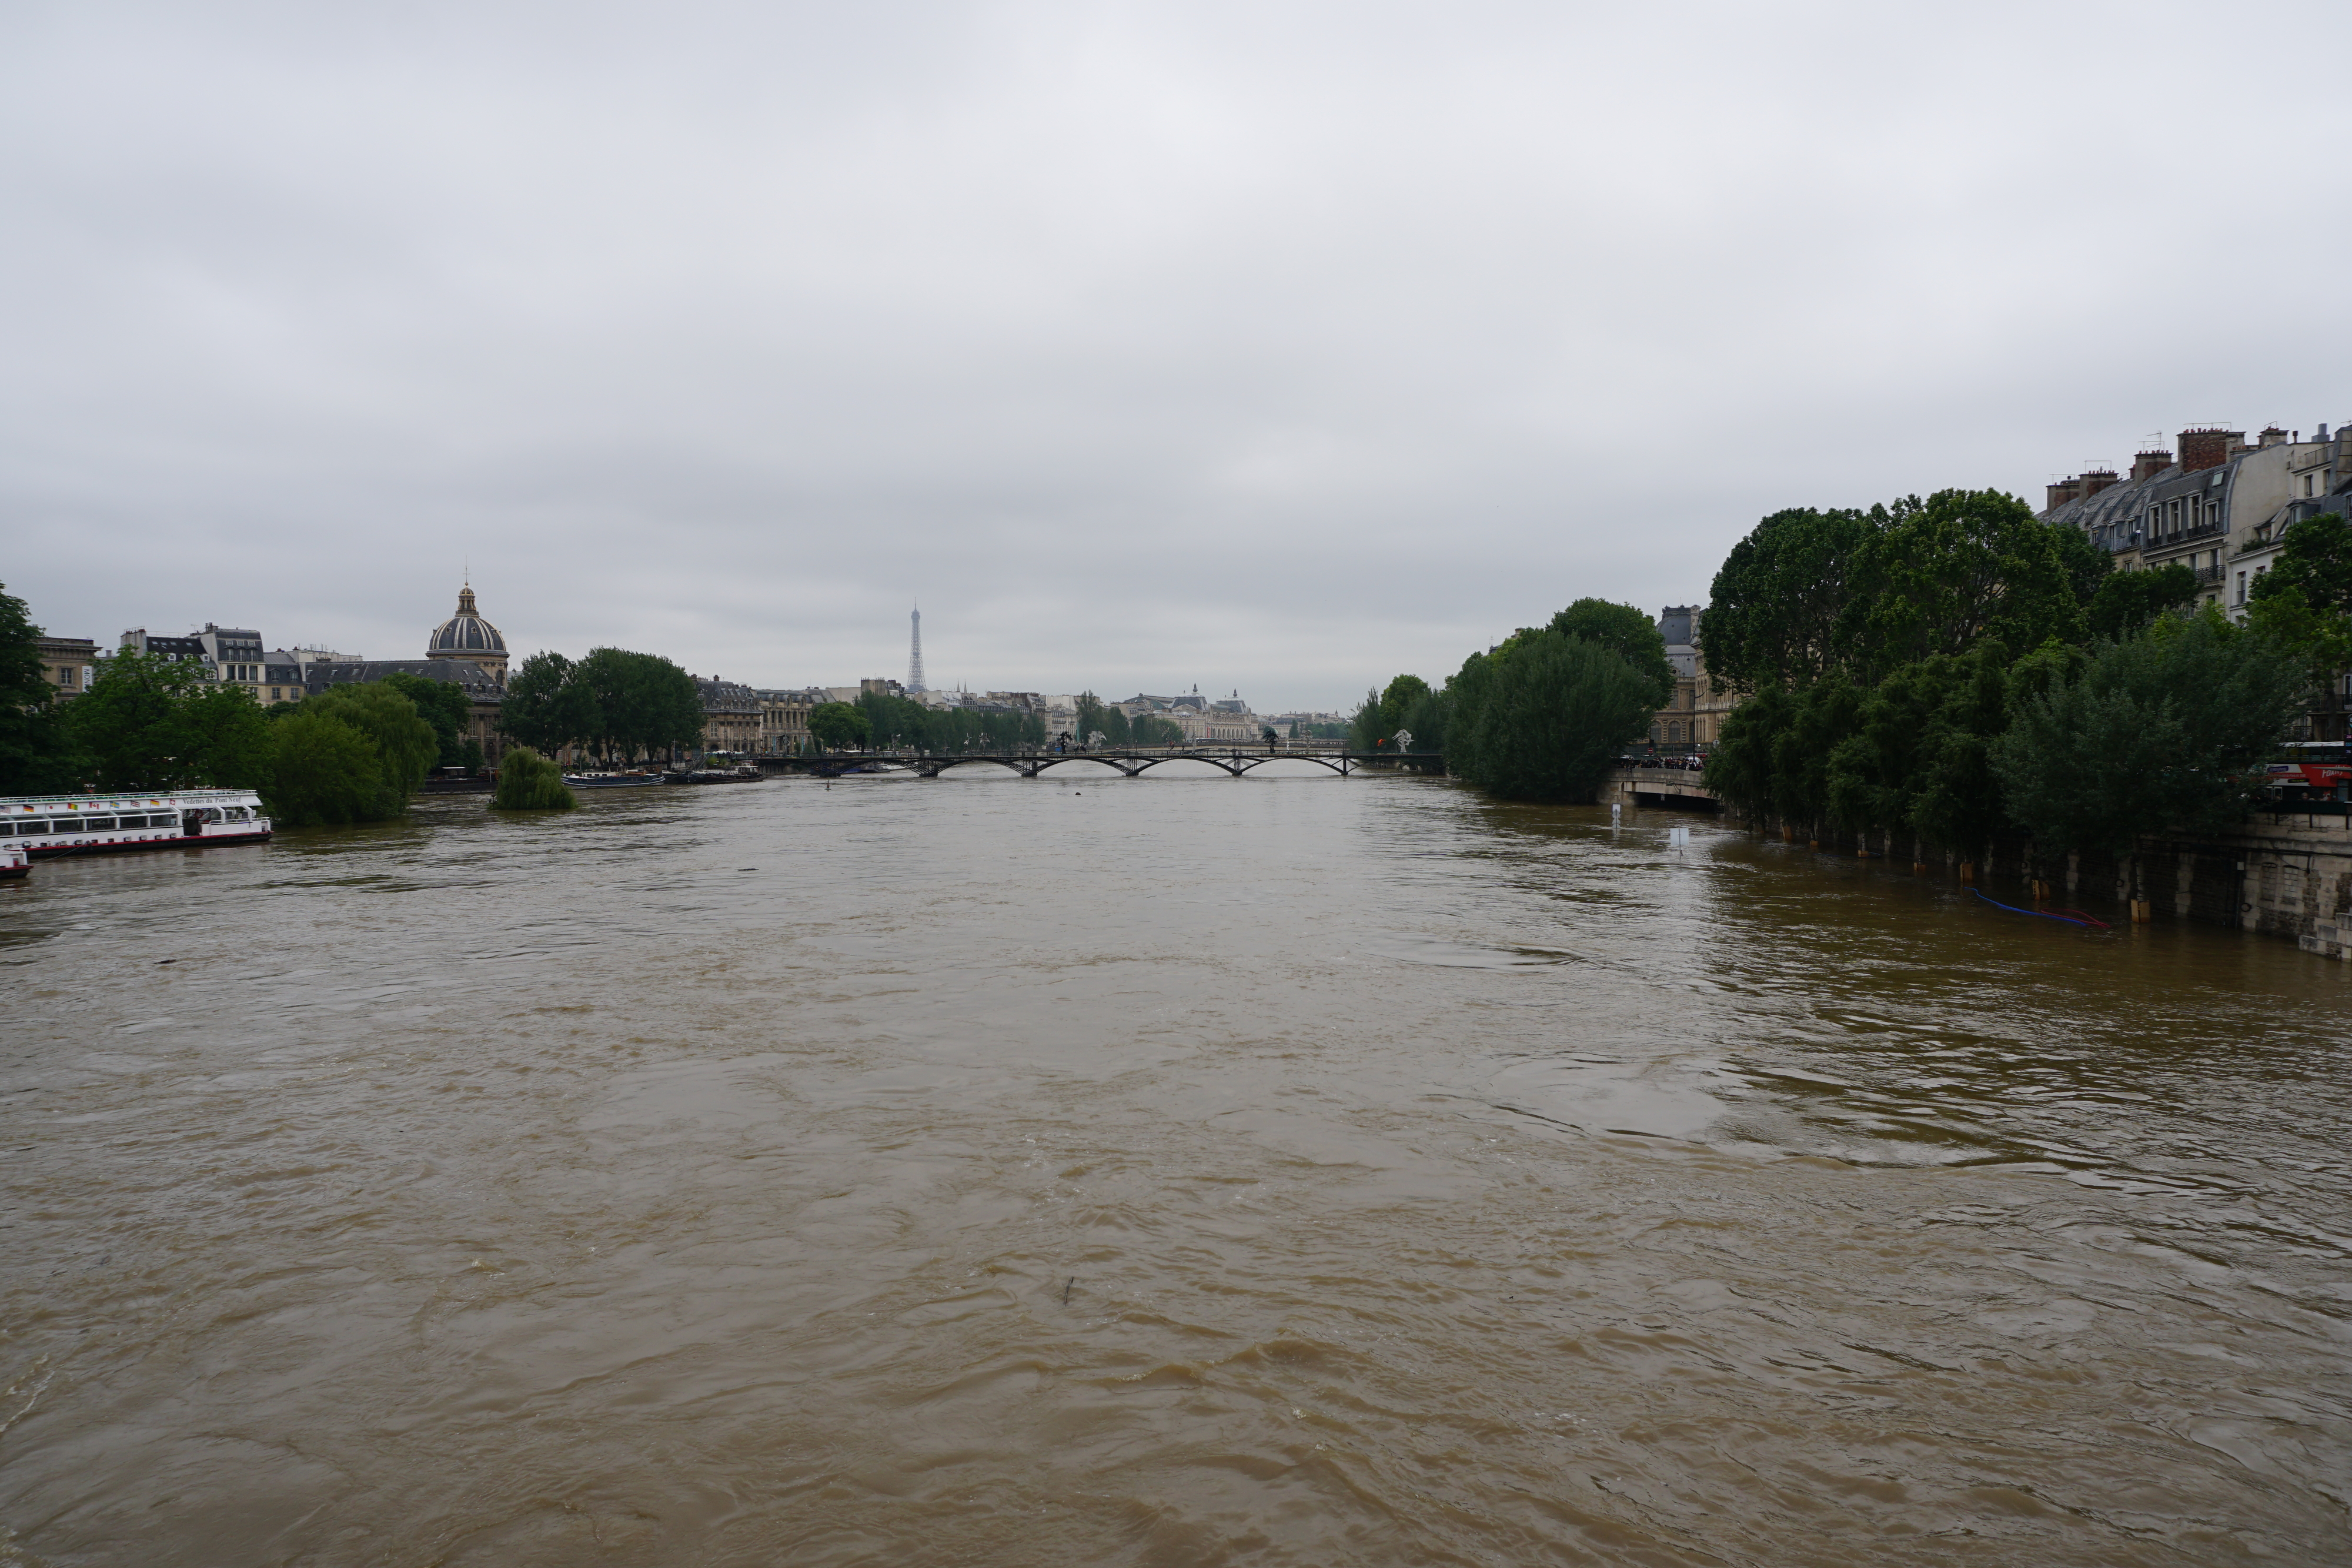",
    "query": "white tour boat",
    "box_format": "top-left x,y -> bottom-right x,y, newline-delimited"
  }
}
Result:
0,790 -> 273,857
0,842 -> 25,880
